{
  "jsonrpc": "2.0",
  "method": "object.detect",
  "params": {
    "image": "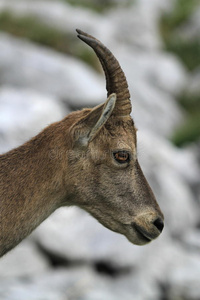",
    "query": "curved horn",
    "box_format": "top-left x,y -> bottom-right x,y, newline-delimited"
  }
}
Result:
76,29 -> 132,116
